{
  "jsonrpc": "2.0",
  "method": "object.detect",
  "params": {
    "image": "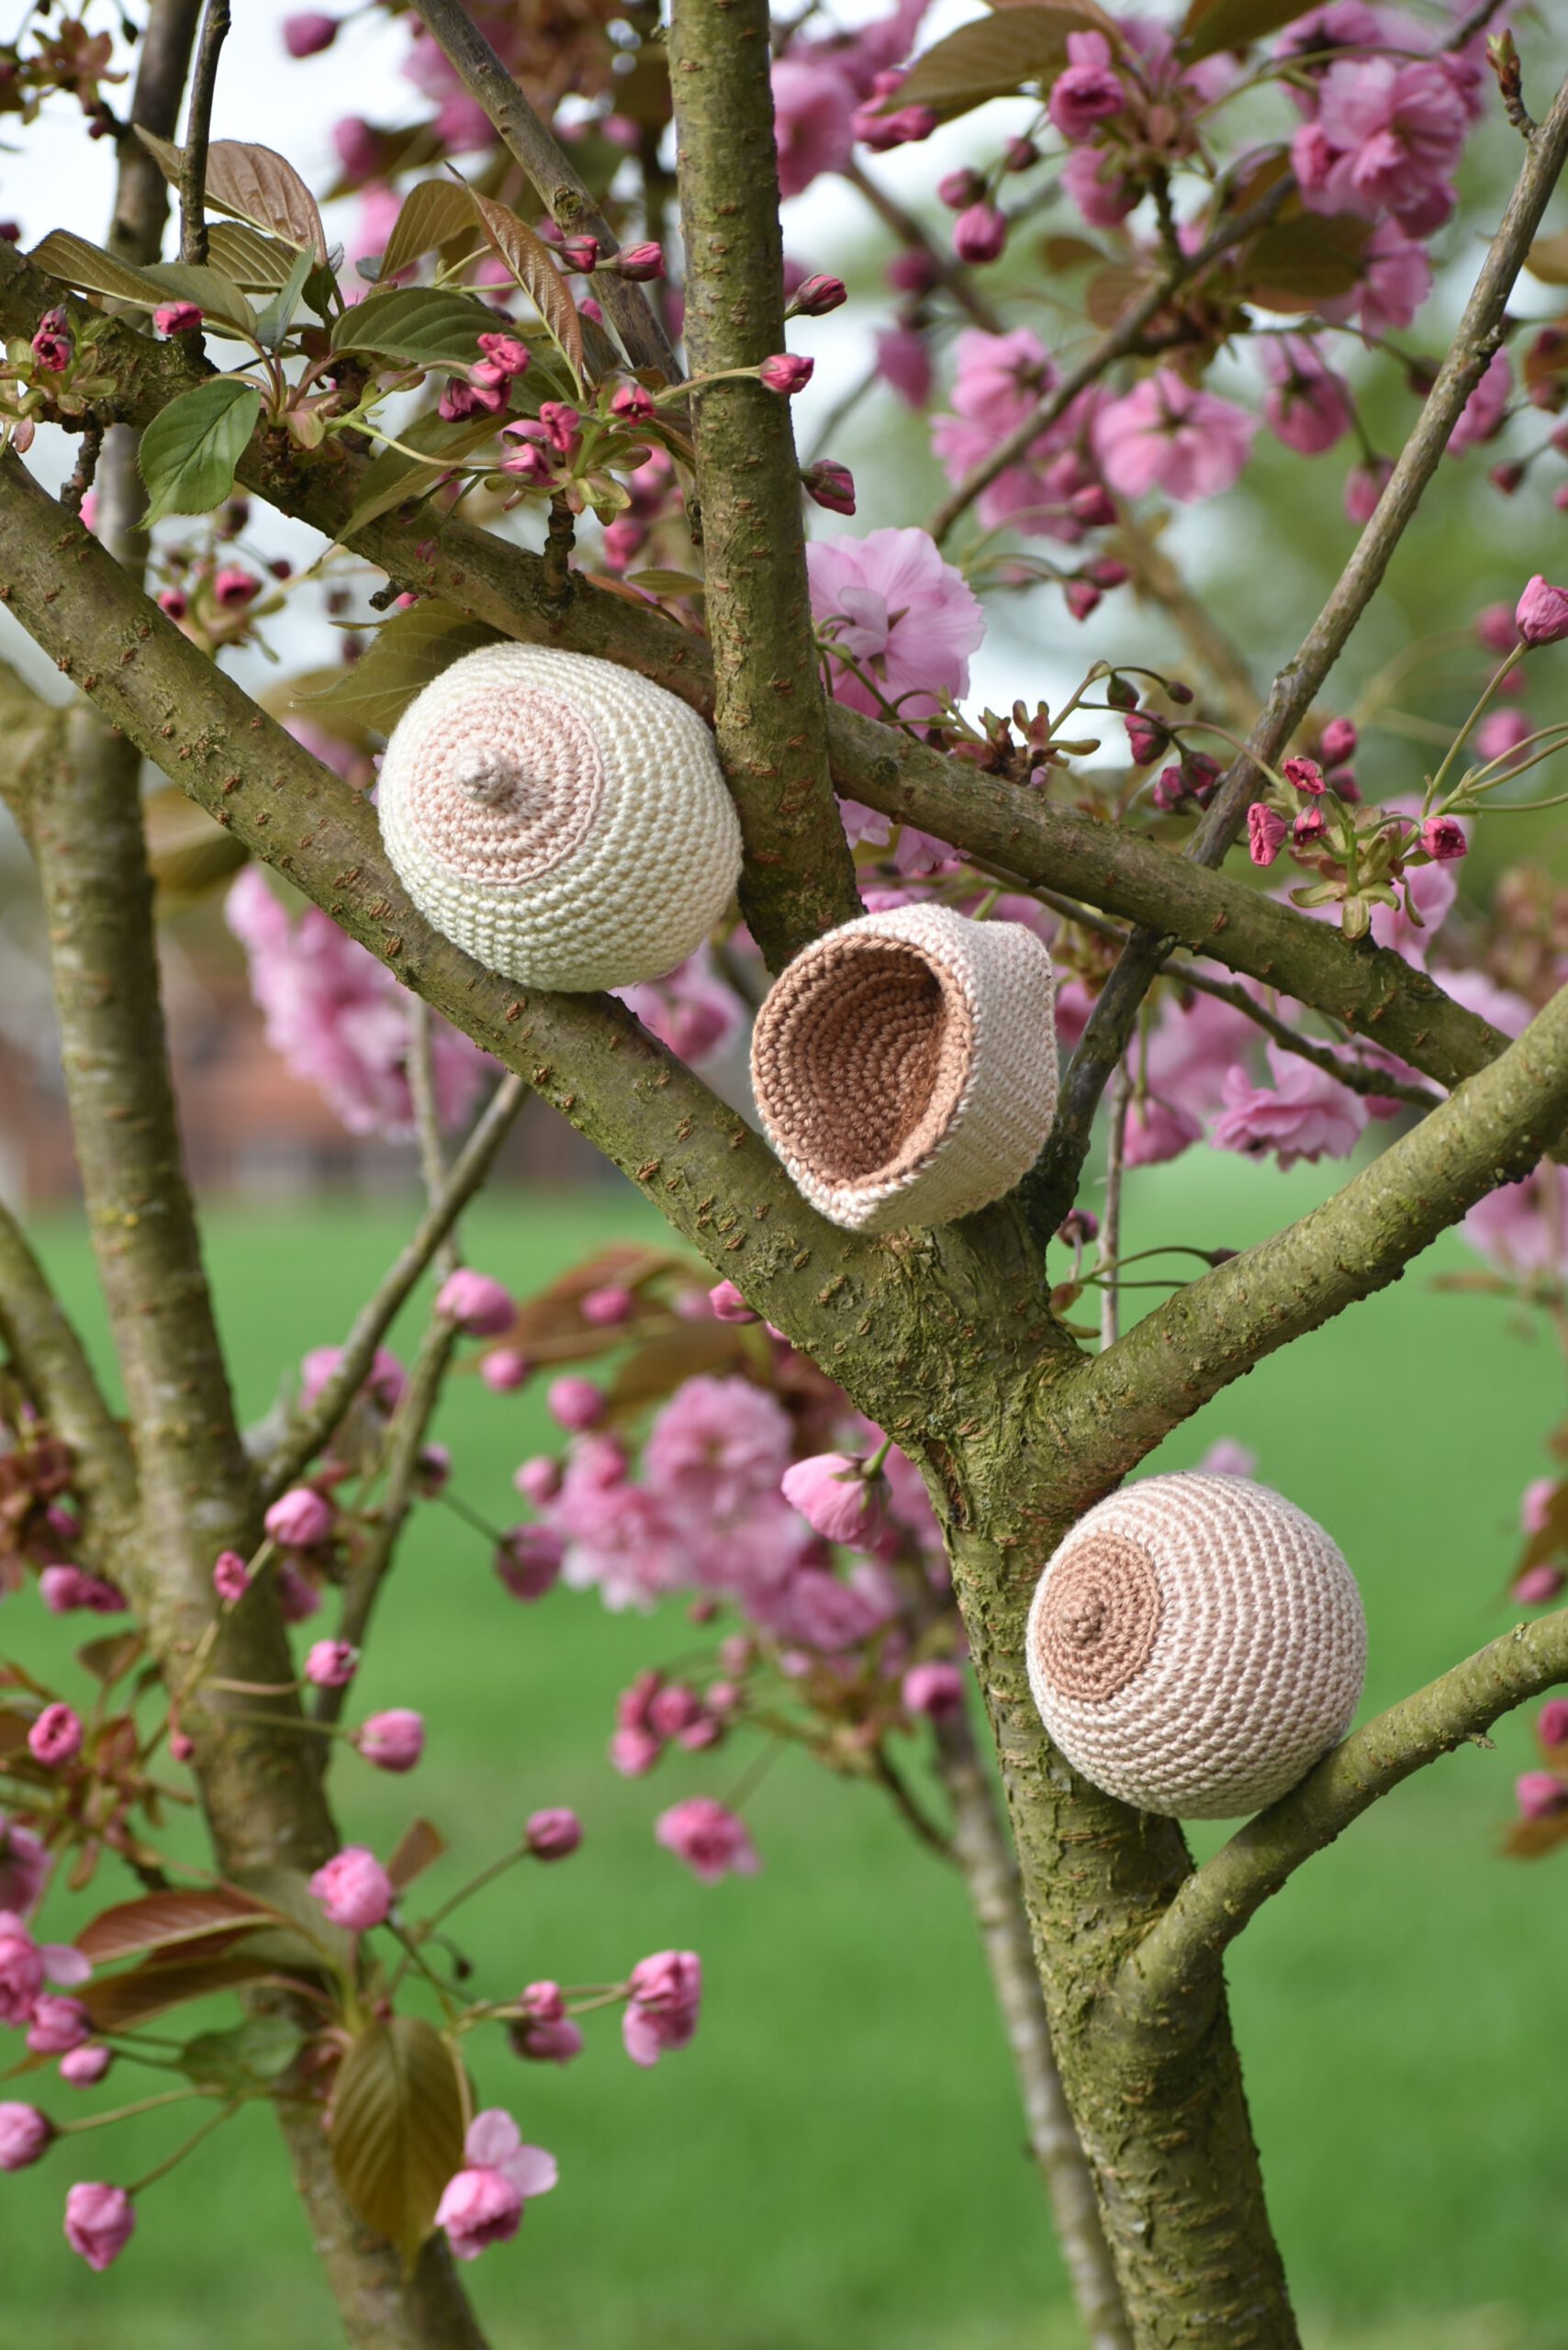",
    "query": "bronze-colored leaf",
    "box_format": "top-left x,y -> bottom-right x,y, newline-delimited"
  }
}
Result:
606,1321 -> 753,1416
1528,231 -> 1568,288
381,180 -> 481,285
467,188 -> 584,383
386,1817 -> 448,1893
203,140 -> 329,265
143,784 -> 251,907
330,2016 -> 466,2266
77,1884 -> 279,1964
1502,1807 -> 1568,1860
1182,0 -> 1319,61
508,1244 -> 687,1349
206,220 -> 305,292
79,1953 -> 282,2031
1084,263 -> 1148,330
1514,1481 -> 1568,1577
898,6 -> 1113,118
298,602 -> 502,736
75,1631 -> 145,1685
626,567 -> 707,598
1041,235 -> 1105,274
1239,210 -> 1371,311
